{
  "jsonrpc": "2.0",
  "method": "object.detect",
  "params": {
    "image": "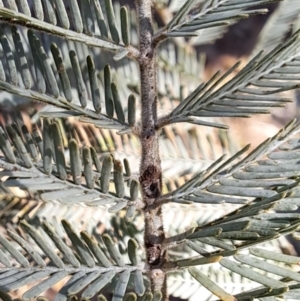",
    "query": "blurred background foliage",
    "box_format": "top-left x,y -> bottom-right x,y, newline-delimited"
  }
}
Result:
1,0 -> 300,300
